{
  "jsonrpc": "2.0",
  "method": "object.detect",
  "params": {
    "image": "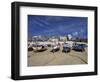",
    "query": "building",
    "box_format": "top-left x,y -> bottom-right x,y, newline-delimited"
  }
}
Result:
59,36 -> 67,42
32,36 -> 49,42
